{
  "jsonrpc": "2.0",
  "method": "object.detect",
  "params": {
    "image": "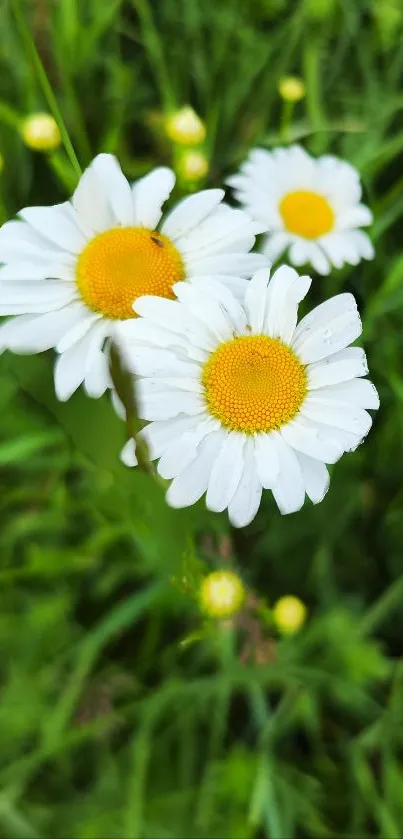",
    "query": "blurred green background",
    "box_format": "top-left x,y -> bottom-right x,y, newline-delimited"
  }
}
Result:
1,0 -> 403,836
